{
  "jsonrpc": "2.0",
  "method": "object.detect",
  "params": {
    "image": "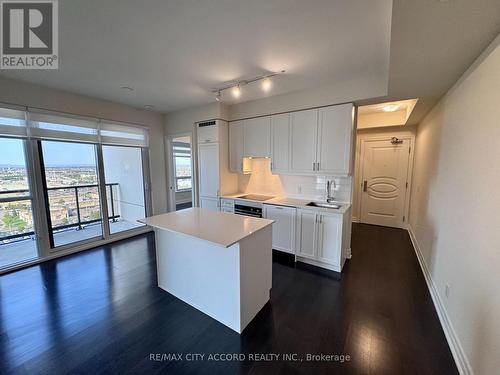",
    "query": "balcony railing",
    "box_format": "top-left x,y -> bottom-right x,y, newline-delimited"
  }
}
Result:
0,183 -> 119,243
